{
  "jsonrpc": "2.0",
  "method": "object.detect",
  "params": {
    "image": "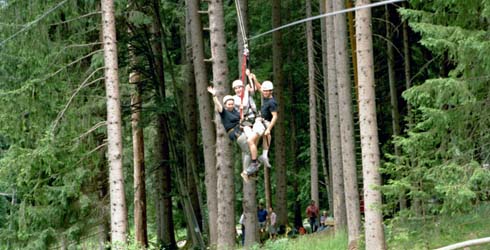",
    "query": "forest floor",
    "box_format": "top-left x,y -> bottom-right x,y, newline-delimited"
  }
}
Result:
237,202 -> 490,249
385,201 -> 490,249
